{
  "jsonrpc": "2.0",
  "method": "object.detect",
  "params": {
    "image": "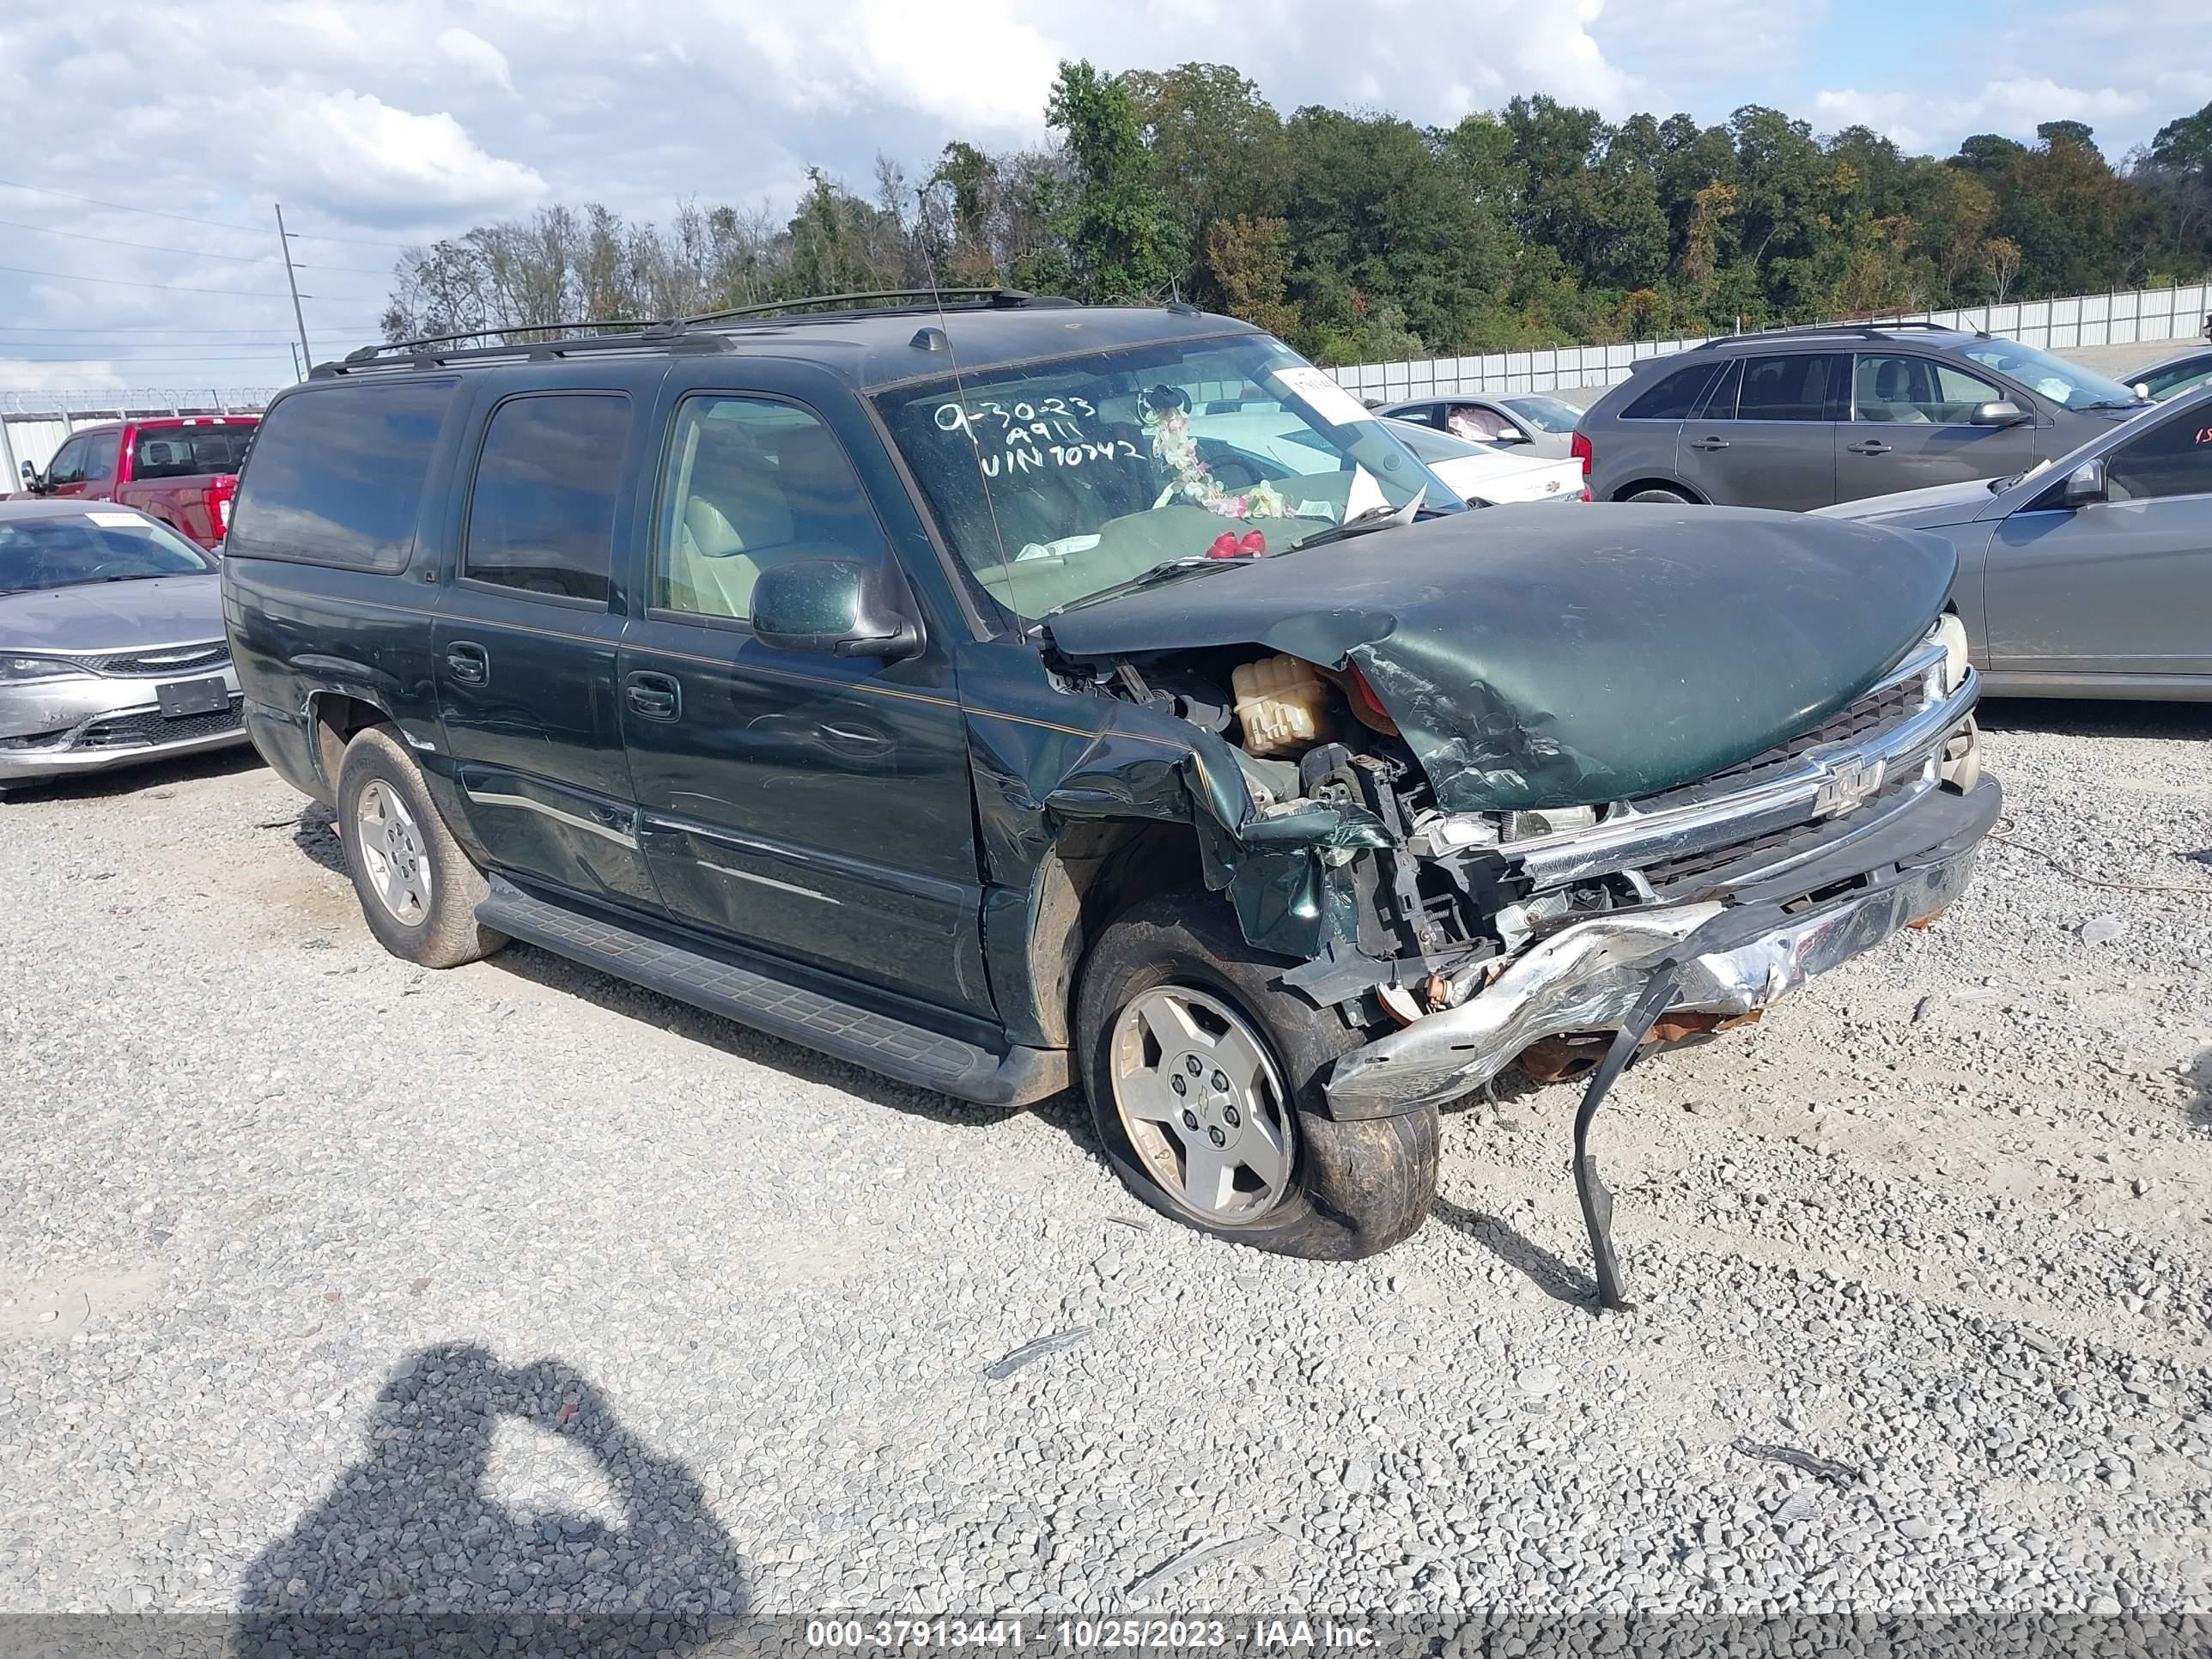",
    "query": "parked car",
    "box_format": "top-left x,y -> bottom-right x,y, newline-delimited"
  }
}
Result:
1577,322 -> 2151,511
1815,381 -> 2212,698
1376,393 -> 1582,459
0,500 -> 246,787
1380,417 -> 1585,501
12,415 -> 257,550
2121,348 -> 2212,404
225,295 -> 1995,1269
